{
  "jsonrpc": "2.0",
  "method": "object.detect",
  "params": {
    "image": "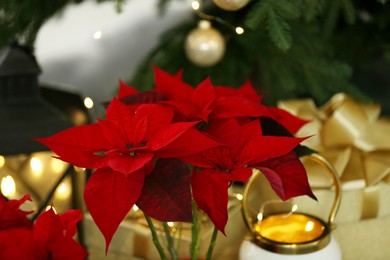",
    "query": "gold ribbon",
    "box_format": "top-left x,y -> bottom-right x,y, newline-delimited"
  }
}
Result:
278,93 -> 390,220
